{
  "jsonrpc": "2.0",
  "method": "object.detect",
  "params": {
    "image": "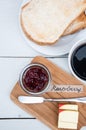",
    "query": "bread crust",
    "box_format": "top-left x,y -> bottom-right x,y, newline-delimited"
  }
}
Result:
21,3 -> 55,45
21,1 -> 86,46
64,13 -> 86,36
21,15 -> 56,45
